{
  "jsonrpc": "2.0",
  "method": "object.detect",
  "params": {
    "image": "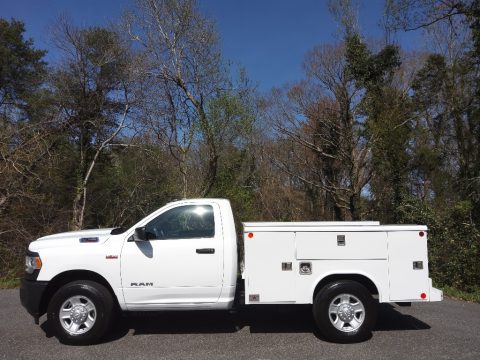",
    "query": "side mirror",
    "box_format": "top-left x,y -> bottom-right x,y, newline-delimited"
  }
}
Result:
133,227 -> 147,241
